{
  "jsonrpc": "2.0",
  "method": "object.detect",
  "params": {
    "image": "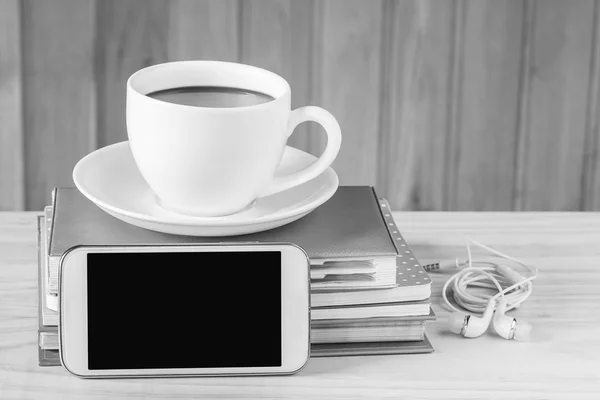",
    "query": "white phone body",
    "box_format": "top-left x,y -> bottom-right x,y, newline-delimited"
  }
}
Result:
59,243 -> 311,378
